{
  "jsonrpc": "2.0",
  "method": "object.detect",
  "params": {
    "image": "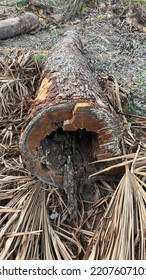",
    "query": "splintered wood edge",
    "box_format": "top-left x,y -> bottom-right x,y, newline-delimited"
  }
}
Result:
20,101 -> 123,186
